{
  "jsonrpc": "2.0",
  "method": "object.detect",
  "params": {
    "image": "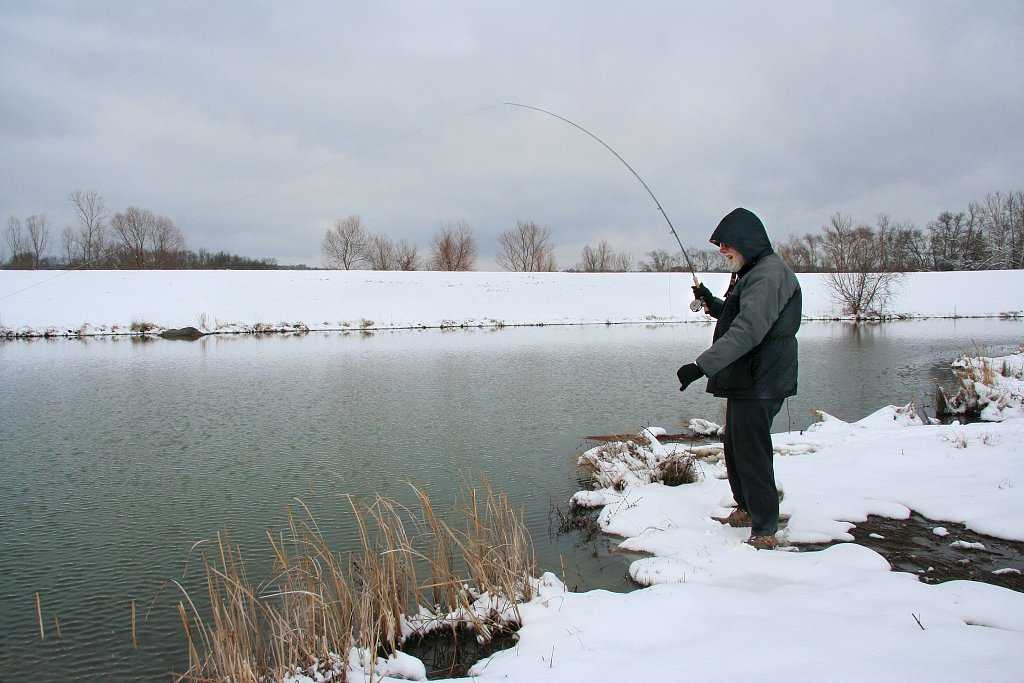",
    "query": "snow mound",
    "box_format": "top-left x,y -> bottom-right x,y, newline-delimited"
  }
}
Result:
687,418 -> 722,436
939,350 -> 1024,421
